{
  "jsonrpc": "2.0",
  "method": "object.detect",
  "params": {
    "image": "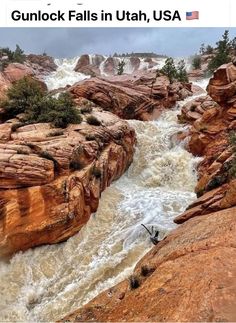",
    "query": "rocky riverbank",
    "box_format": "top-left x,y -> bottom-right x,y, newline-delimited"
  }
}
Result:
0,108 -> 136,256
0,58 -> 192,256
61,63 -> 236,322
